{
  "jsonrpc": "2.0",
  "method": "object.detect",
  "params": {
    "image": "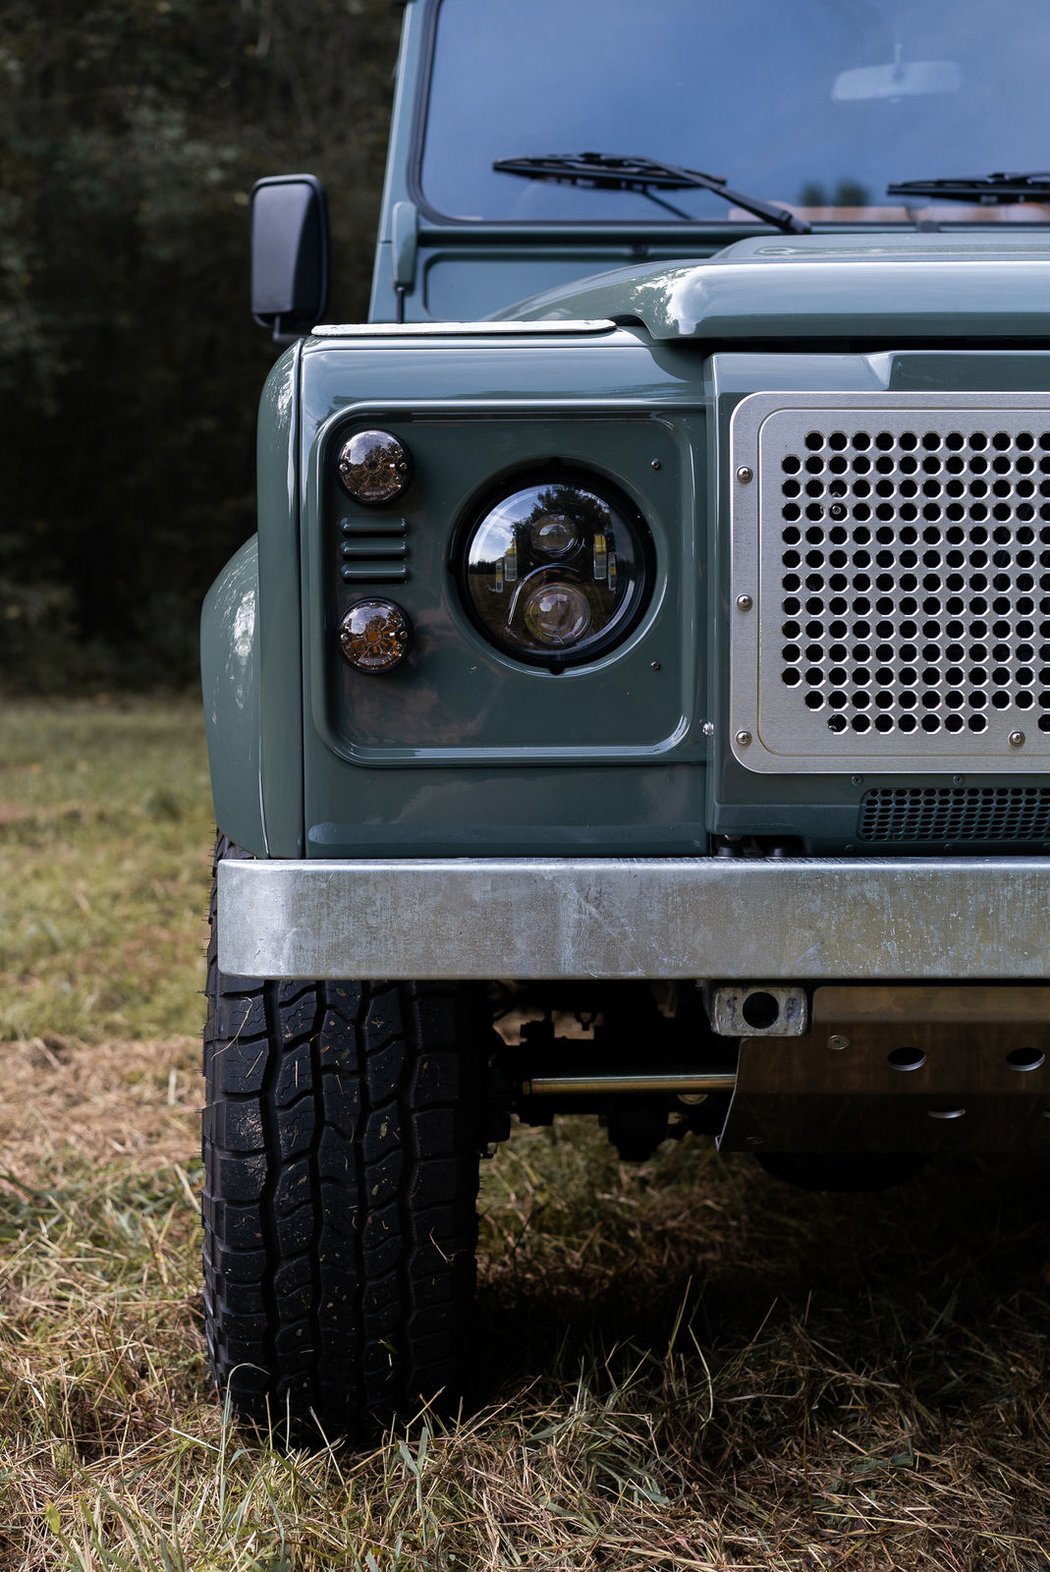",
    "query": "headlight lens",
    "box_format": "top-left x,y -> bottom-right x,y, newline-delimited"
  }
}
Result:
461,477 -> 652,667
522,582 -> 592,646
